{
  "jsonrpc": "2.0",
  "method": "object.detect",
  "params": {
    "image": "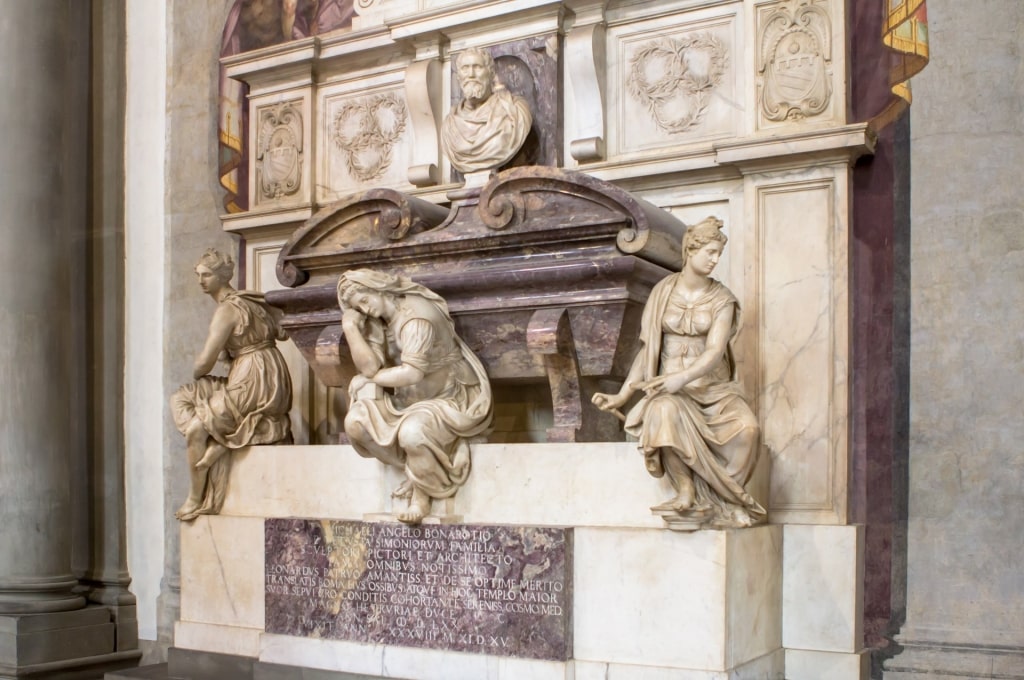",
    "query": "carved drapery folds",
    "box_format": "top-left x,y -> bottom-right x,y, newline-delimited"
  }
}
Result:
627,33 -> 727,135
257,101 -> 304,202
758,0 -> 833,122
269,167 -> 686,442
